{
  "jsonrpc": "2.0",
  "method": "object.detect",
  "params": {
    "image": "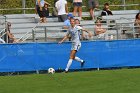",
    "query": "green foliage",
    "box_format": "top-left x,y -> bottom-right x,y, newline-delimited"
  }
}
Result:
0,0 -> 22,14
0,0 -> 139,14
